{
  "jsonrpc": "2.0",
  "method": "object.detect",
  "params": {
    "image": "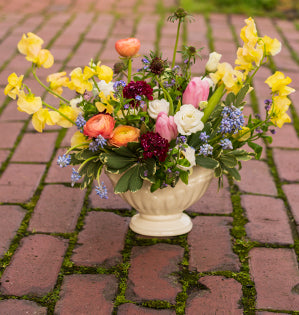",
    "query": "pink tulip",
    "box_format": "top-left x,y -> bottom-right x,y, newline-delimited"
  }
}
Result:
182,77 -> 210,108
155,112 -> 178,142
